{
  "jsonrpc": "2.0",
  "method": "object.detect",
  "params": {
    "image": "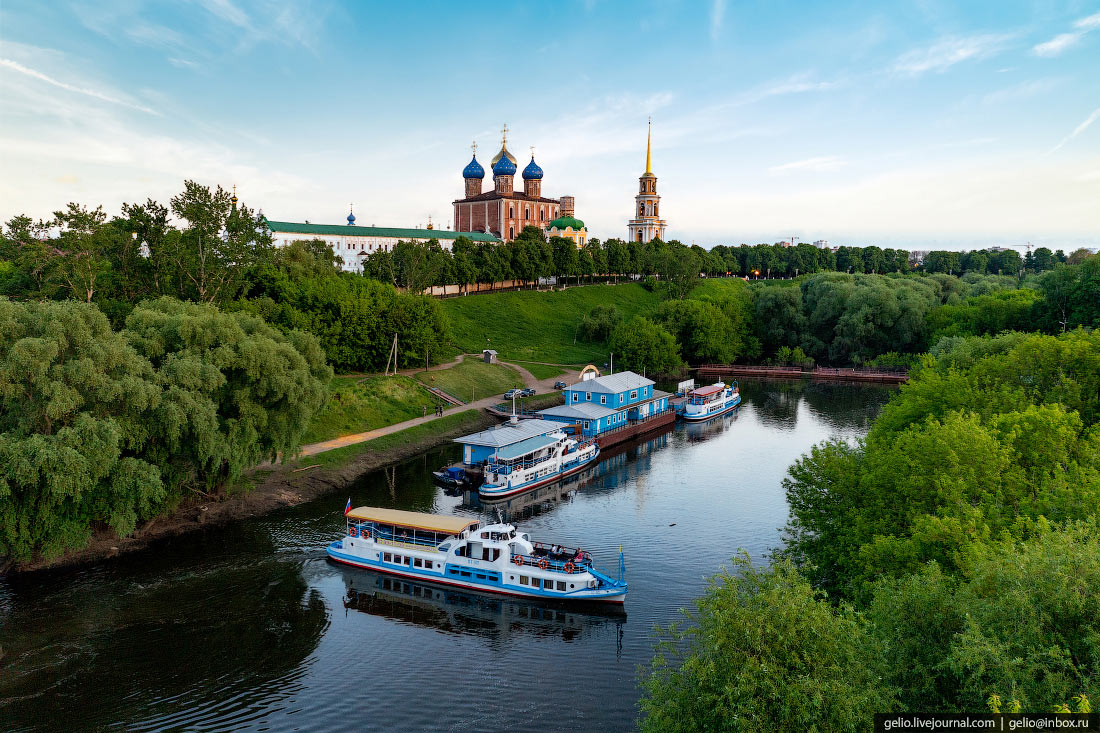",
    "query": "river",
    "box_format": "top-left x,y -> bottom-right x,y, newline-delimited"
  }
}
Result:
0,380 -> 891,731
